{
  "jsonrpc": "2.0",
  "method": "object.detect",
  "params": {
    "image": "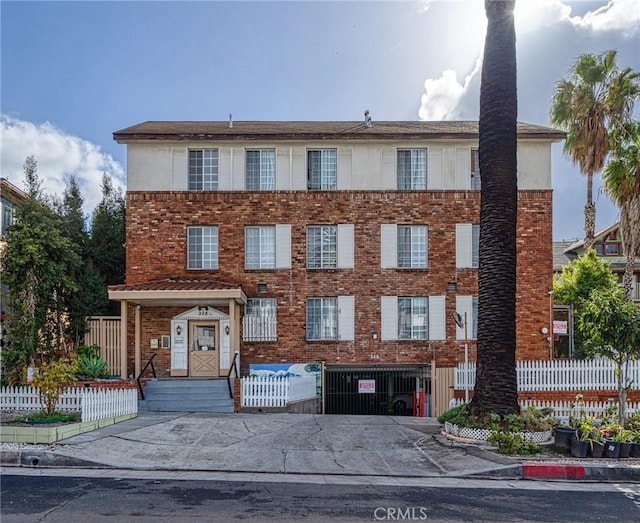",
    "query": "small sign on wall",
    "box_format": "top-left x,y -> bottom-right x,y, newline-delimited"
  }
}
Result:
553,321 -> 568,334
358,379 -> 376,394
